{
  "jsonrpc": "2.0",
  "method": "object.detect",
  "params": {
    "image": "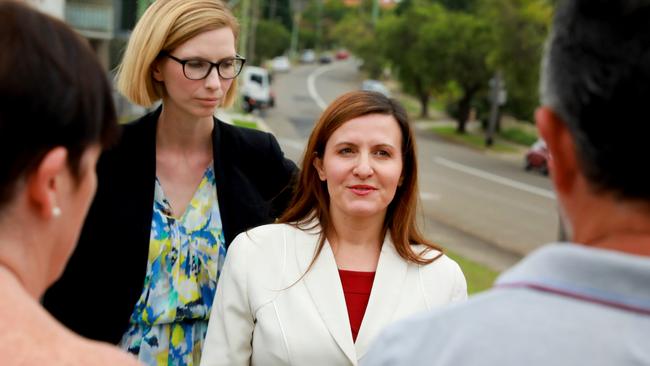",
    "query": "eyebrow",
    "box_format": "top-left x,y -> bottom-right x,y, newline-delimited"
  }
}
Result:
333,141 -> 397,150
176,54 -> 237,62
